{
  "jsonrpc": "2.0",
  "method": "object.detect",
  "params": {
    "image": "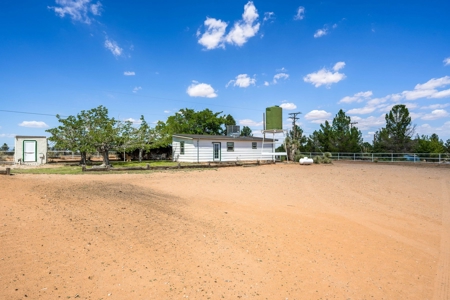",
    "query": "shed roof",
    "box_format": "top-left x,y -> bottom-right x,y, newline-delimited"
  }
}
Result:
15,136 -> 47,139
173,134 -> 274,141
